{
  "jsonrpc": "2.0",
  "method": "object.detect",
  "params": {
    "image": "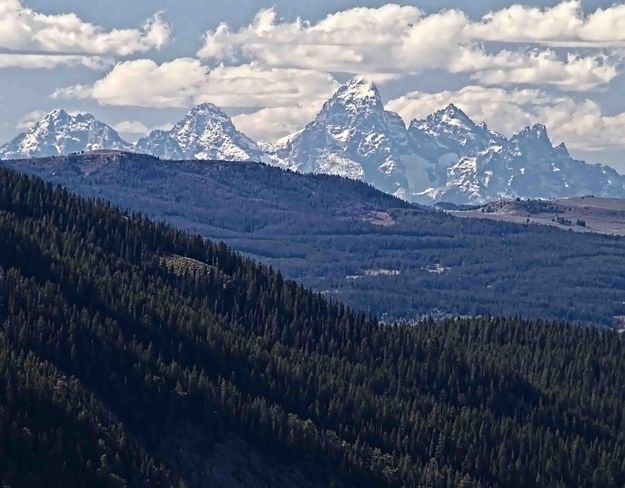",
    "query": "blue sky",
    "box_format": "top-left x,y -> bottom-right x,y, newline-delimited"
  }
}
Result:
2,0 -> 625,169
